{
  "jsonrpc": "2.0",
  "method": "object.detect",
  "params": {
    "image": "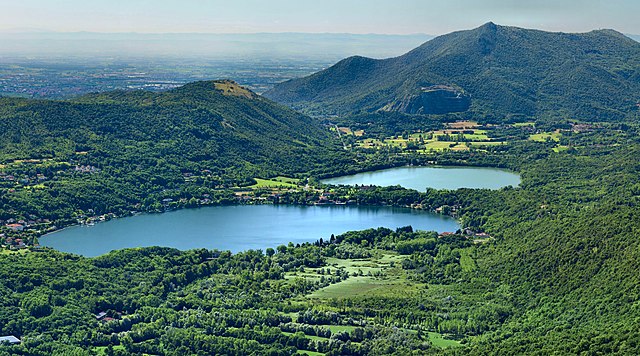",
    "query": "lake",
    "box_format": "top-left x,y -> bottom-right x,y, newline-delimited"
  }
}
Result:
41,205 -> 459,257
321,166 -> 520,190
